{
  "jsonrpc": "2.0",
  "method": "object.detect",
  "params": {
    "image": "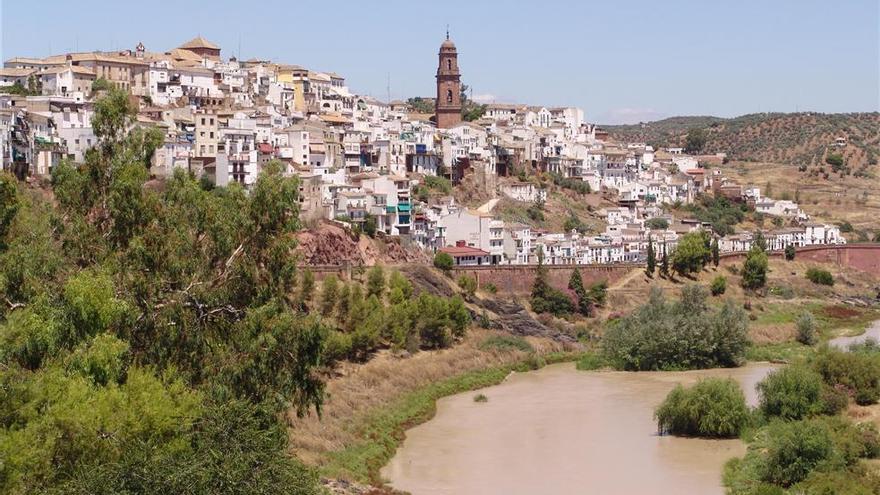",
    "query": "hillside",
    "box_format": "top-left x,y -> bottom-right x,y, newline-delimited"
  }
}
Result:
603,112 -> 880,170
